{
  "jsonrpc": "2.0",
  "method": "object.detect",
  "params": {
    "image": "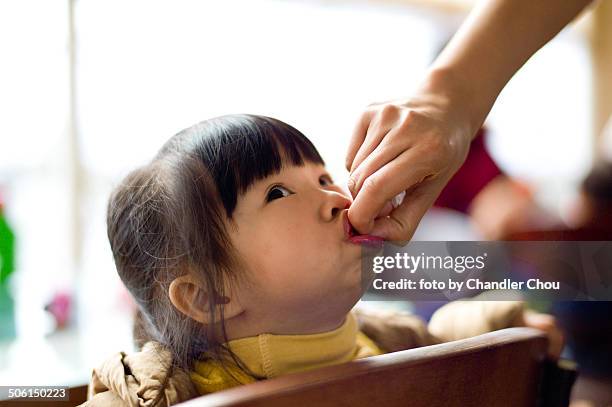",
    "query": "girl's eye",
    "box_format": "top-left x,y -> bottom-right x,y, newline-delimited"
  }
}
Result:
266,185 -> 293,202
319,175 -> 333,186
